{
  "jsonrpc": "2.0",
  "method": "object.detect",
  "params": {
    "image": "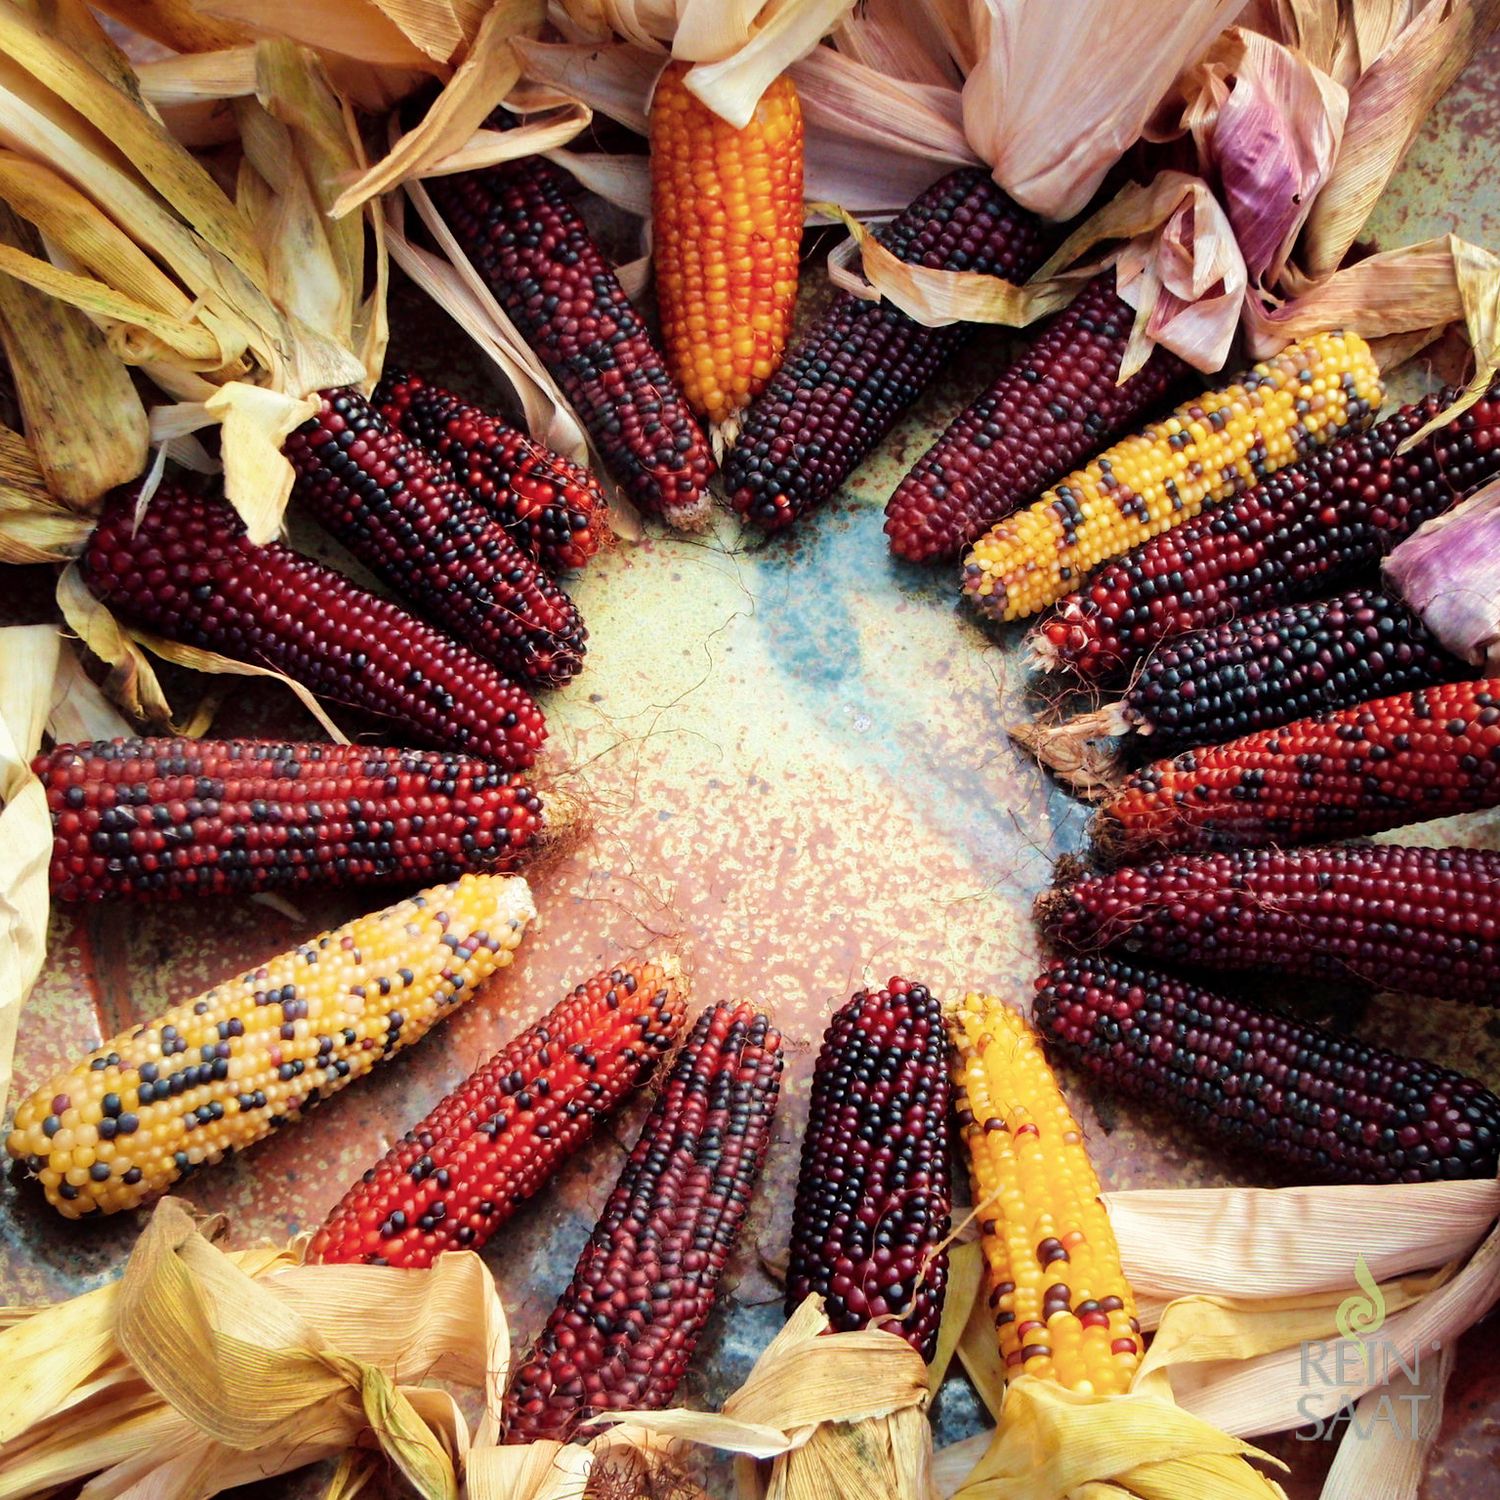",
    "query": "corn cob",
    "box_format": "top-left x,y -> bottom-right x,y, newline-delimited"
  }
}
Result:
81,483 -> 546,771
308,958 -> 688,1267
1033,955 -> 1500,1183
424,123 -> 716,530
285,388 -> 586,688
950,992 -> 1141,1395
962,331 -> 1383,622
38,738 -> 544,903
885,272 -> 1190,563
785,978 -> 951,1359
374,370 -> 609,573
1035,379 -> 1500,683
1016,588 -> 1468,791
725,169 -> 1051,531
650,63 -> 804,426
1092,678 -> 1500,859
503,1001 -> 783,1443
4,875 -> 536,1217
1040,844 -> 1500,1003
